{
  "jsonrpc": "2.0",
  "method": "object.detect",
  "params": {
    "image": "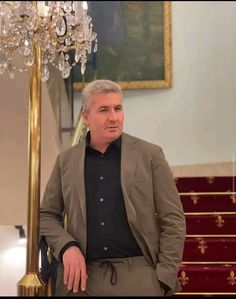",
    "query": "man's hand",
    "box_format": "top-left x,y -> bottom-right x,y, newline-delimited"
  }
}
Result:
62,246 -> 87,293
